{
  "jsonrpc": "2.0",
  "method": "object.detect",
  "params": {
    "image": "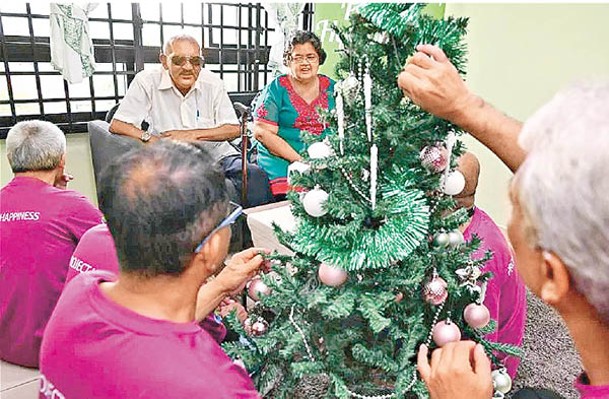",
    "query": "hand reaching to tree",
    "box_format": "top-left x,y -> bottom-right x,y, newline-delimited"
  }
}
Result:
417,341 -> 494,399
397,44 -> 477,125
